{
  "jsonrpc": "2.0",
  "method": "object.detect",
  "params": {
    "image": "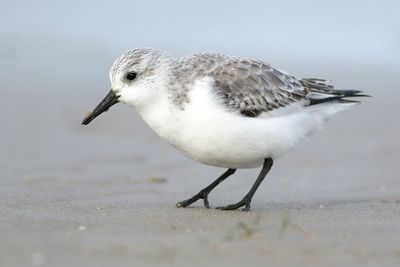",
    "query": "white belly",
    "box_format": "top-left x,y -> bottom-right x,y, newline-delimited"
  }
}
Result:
170,105 -> 313,169
137,77 -> 354,169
